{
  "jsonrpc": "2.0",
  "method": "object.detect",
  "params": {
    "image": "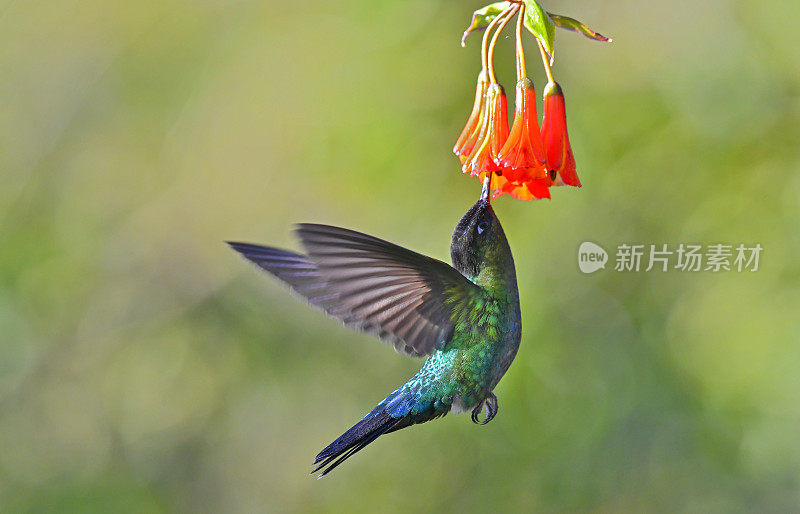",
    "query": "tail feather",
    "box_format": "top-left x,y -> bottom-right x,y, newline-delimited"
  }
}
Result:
311,388 -> 447,477
312,409 -> 400,478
